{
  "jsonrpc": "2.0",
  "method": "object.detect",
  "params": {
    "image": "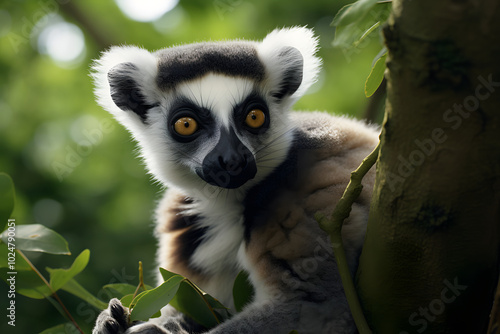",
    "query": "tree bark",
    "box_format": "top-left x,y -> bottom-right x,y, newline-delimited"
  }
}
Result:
356,0 -> 500,333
